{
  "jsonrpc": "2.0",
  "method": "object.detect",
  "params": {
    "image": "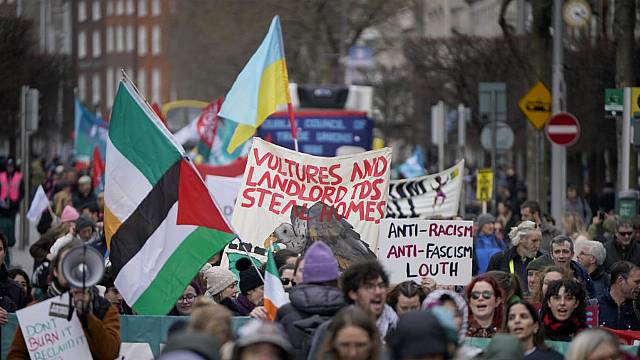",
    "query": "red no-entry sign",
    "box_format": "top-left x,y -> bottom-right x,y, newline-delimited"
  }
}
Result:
545,112 -> 581,146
